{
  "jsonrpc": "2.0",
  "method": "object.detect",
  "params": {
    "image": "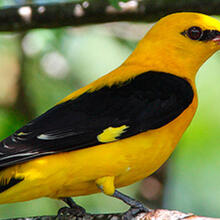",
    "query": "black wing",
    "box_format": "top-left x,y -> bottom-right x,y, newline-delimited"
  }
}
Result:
0,71 -> 194,169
